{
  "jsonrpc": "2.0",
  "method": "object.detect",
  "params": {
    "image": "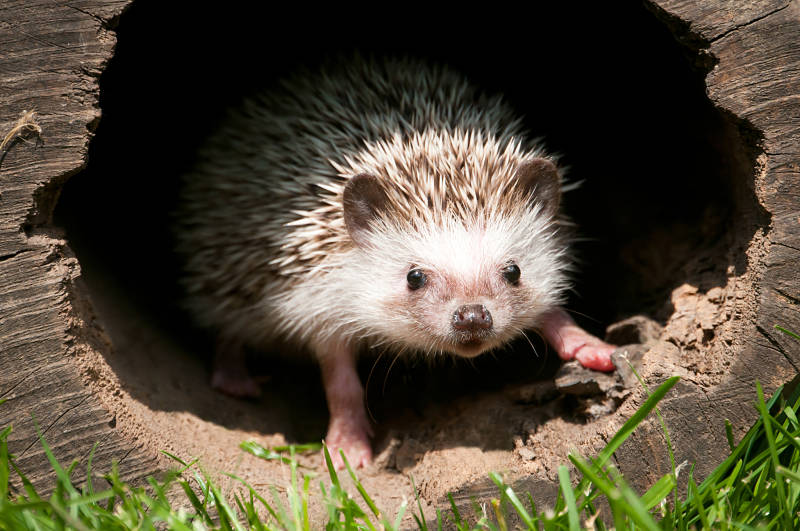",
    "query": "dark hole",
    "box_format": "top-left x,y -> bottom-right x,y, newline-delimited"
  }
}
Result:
54,2 -> 764,442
